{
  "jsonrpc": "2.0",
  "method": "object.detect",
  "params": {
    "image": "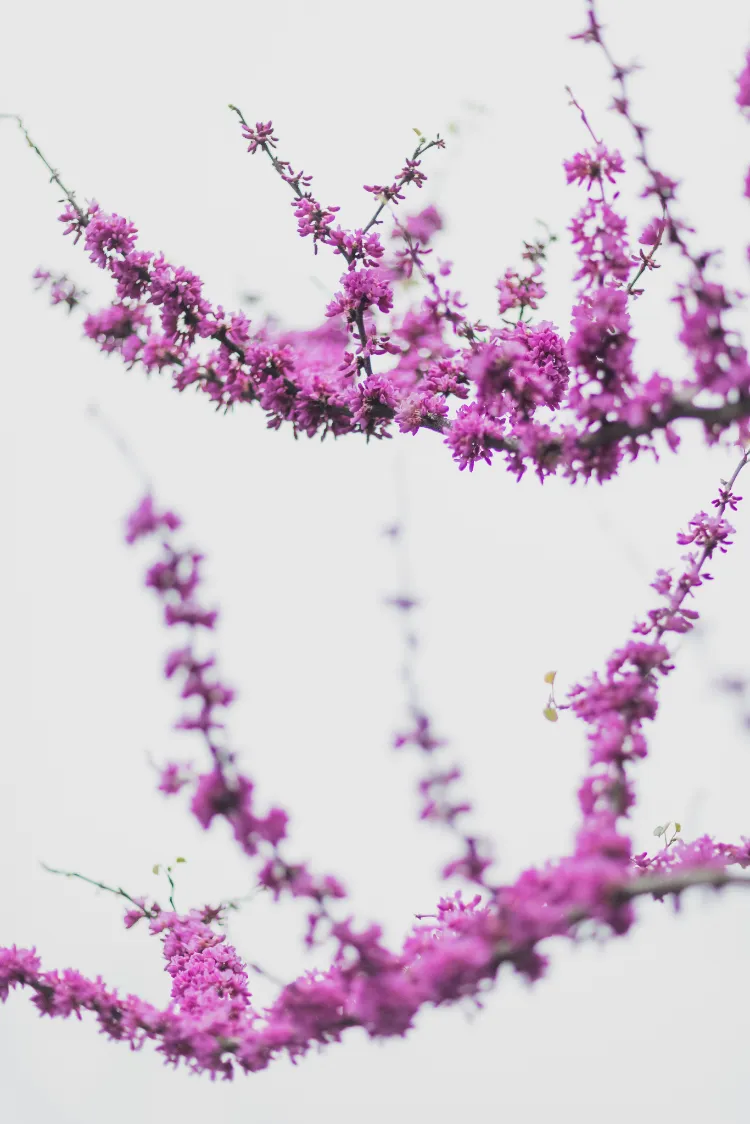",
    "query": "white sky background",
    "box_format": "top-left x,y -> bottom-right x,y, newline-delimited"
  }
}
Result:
1,0 -> 750,1119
